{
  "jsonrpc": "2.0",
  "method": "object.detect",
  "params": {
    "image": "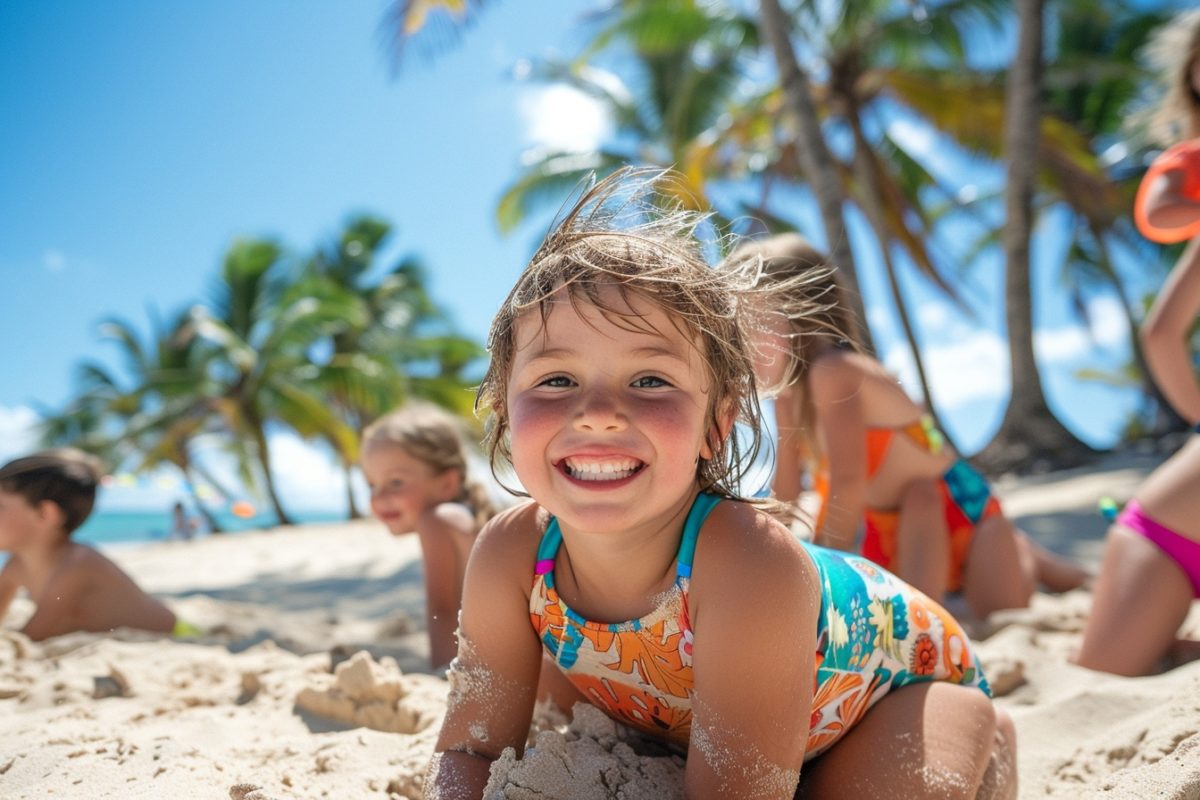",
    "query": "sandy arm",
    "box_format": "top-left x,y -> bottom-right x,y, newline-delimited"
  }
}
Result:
808,355 -> 868,550
0,559 -> 20,627
1142,235 -> 1200,423
427,502 -> 545,799
417,503 -> 477,670
686,501 -> 818,799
